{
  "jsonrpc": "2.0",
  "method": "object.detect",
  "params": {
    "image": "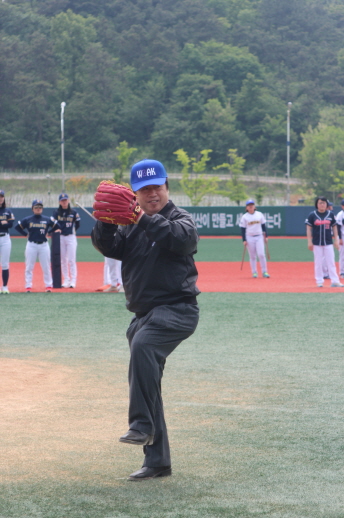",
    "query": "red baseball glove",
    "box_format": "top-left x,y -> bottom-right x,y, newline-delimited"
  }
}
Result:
93,181 -> 143,225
